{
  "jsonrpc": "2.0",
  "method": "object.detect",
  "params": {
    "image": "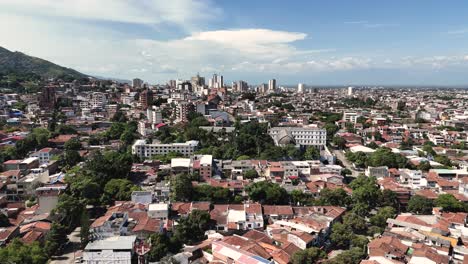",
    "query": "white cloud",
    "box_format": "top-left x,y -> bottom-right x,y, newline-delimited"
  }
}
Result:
0,1 -> 467,83
0,0 -> 221,31
447,28 -> 468,35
